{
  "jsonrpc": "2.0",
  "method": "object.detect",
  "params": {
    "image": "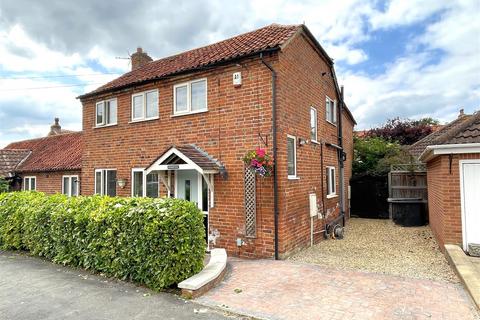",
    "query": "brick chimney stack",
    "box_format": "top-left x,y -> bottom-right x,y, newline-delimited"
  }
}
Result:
131,47 -> 153,71
48,118 -> 62,136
